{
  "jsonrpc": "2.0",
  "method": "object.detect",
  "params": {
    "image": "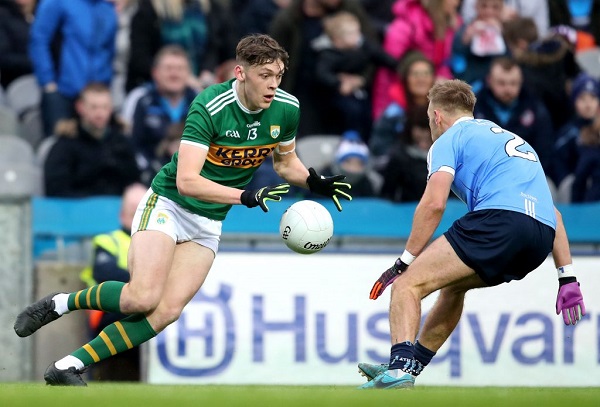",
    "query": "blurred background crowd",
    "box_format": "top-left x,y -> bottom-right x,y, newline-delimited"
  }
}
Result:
1,0 -> 600,204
